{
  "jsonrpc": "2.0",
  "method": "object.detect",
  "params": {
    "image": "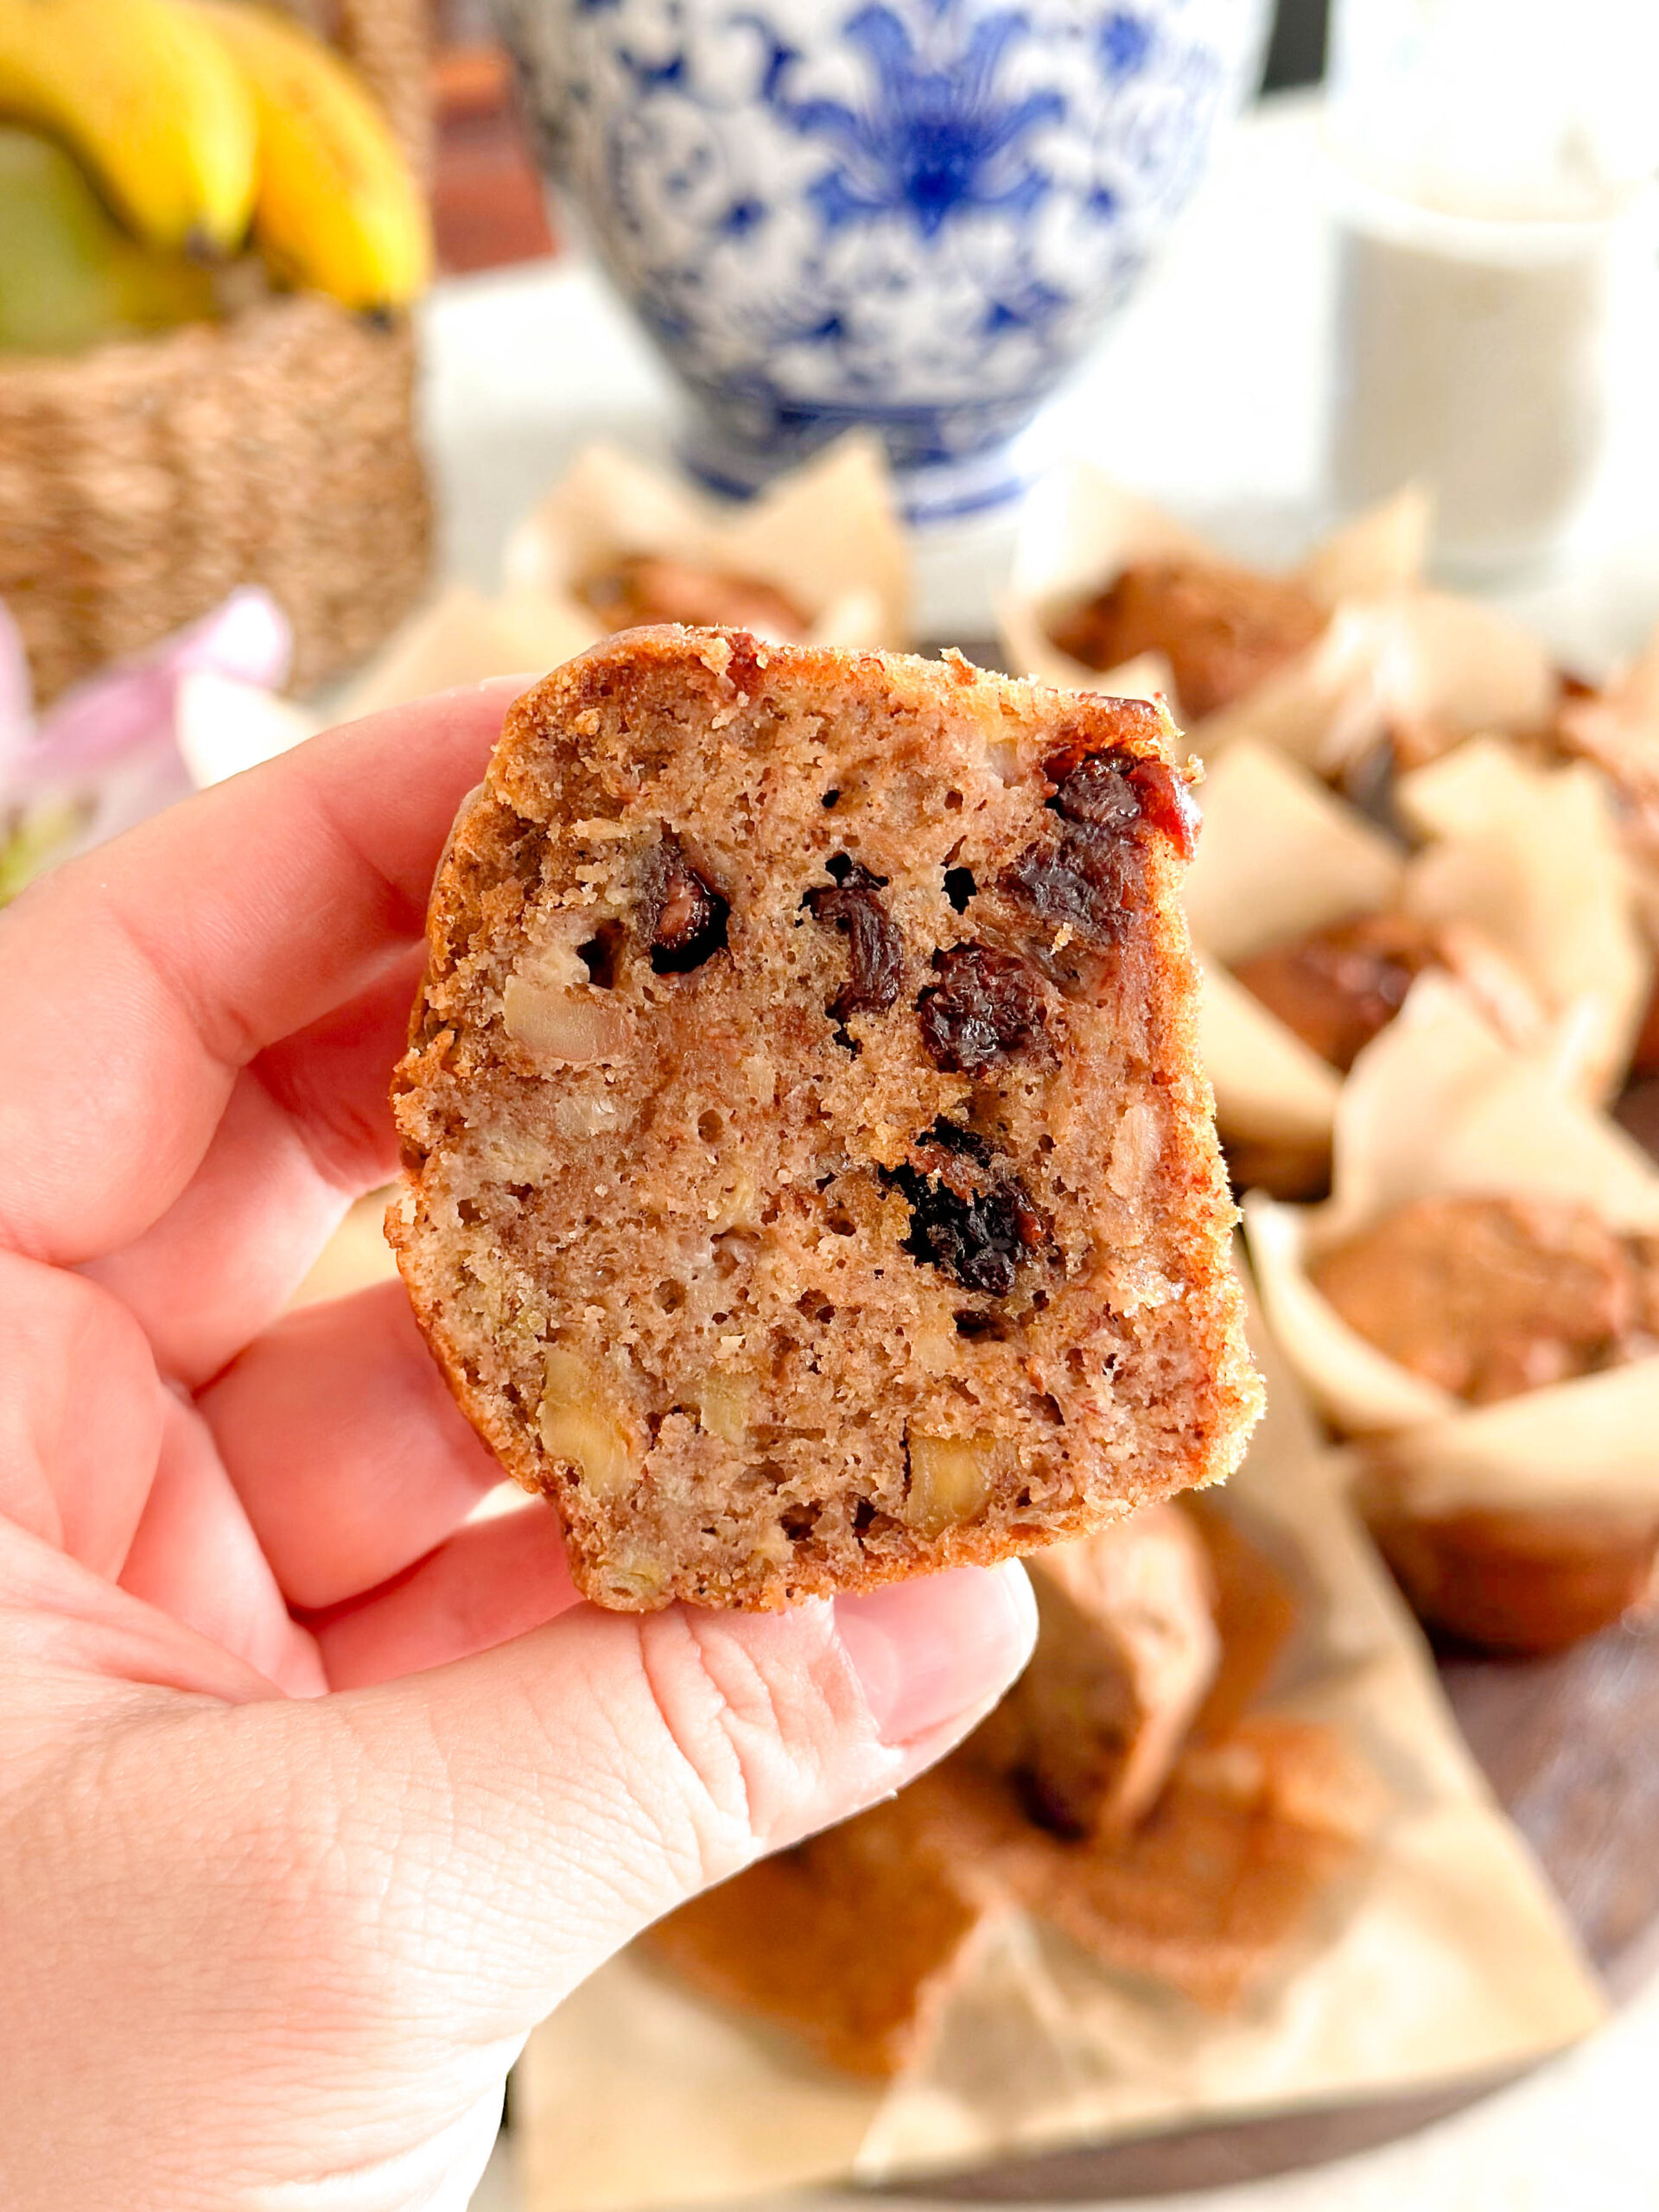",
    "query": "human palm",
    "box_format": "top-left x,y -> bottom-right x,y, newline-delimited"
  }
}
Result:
0,681 -> 1033,2212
